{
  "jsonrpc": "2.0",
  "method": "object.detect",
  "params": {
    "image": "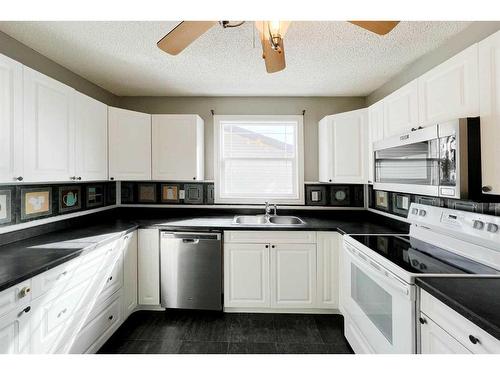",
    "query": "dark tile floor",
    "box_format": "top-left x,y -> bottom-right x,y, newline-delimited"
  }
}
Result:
97,310 -> 354,354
